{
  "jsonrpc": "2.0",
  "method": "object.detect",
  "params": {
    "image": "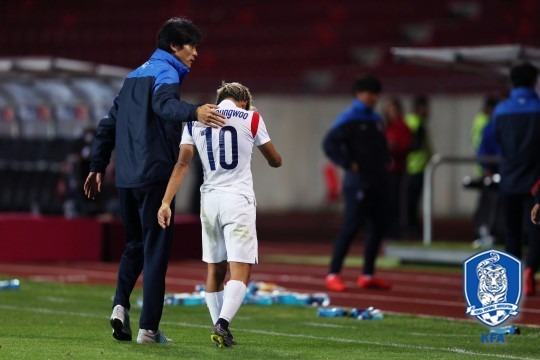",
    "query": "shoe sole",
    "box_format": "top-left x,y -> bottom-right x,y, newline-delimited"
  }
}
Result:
211,334 -> 234,348
111,318 -> 132,341
211,334 -> 225,348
